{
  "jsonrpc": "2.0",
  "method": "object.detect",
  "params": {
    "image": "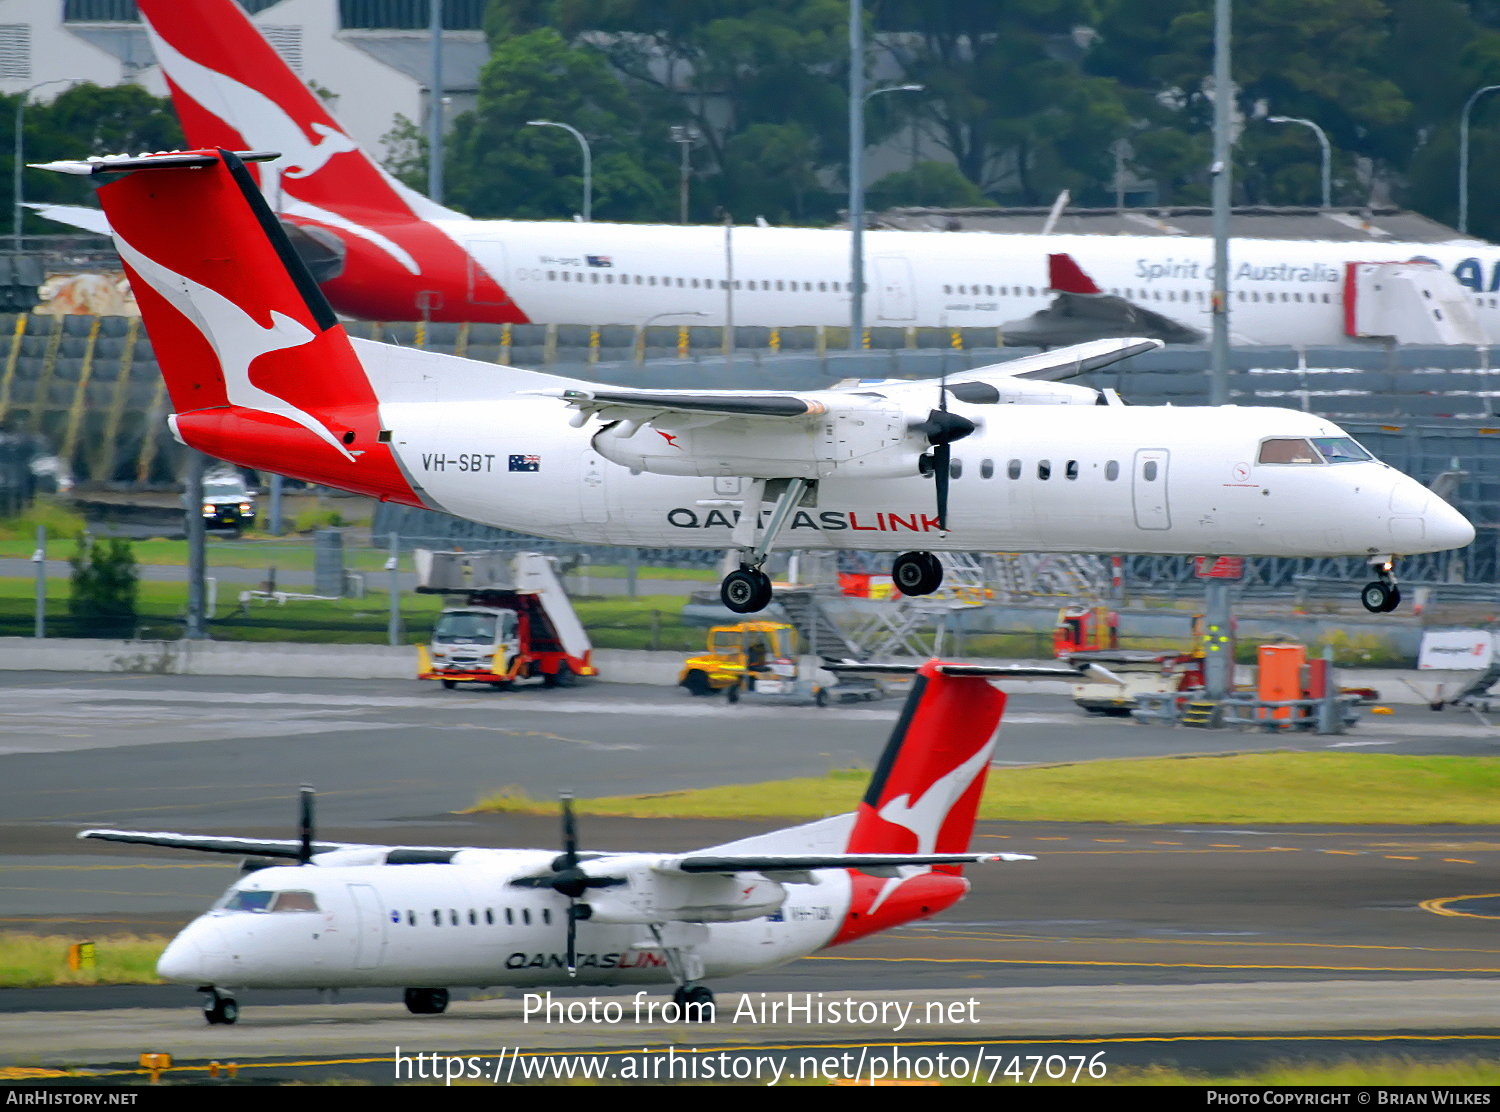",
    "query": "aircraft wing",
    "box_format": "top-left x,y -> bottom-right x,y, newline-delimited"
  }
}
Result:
666,851 -> 1034,876
551,387 -> 827,424
77,829 -> 466,859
